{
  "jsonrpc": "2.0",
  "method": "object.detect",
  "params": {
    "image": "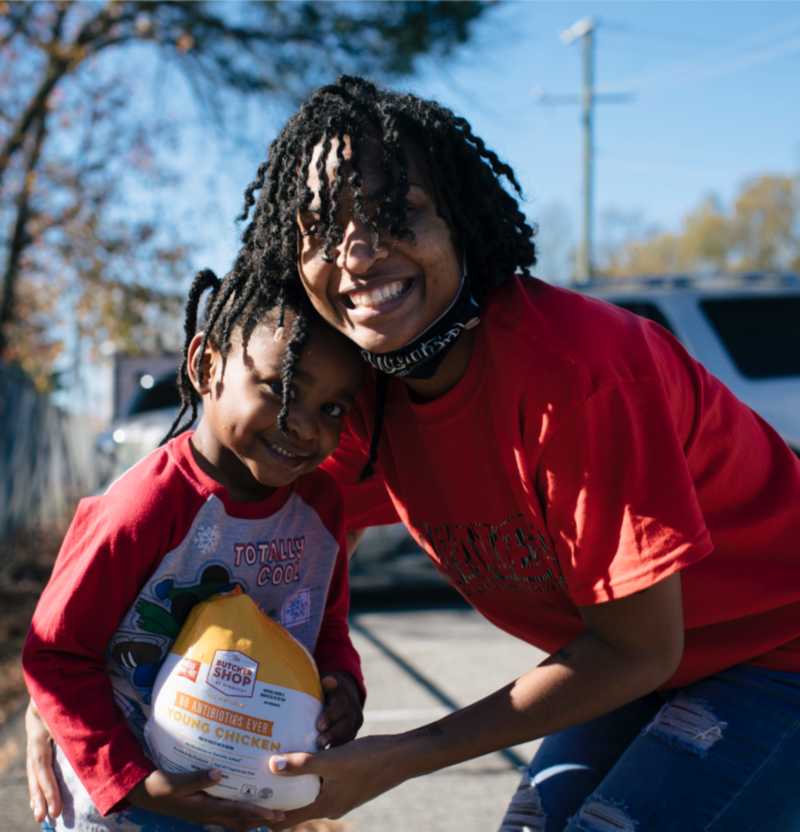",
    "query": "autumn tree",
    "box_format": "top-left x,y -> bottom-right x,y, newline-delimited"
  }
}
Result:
0,0 -> 492,385
599,174 -> 800,279
730,175 -> 799,272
